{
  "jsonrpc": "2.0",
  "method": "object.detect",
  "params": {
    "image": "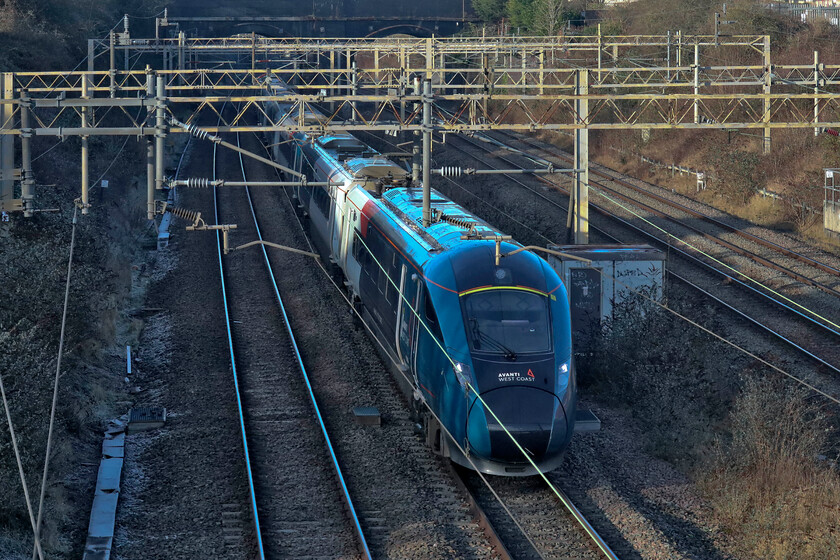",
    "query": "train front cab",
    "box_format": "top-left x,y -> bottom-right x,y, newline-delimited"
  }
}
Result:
421,242 -> 577,476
